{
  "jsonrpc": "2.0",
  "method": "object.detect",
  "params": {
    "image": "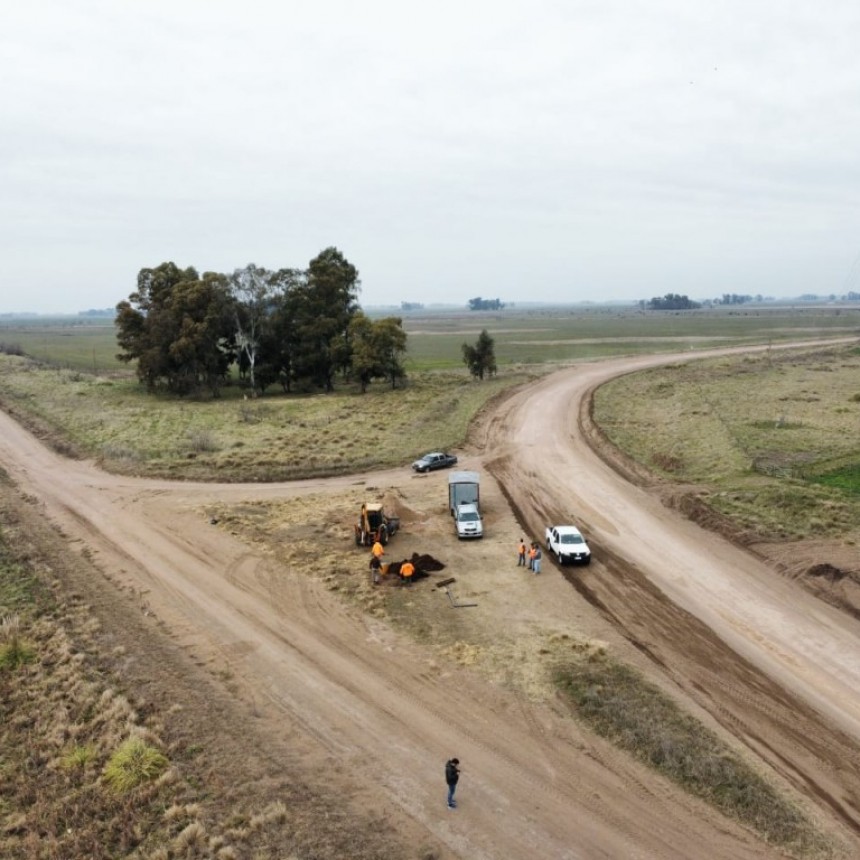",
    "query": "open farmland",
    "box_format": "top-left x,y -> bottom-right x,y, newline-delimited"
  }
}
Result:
593,343 -> 860,616
0,305 -> 857,482
1,311 -> 860,858
2,303 -> 859,374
